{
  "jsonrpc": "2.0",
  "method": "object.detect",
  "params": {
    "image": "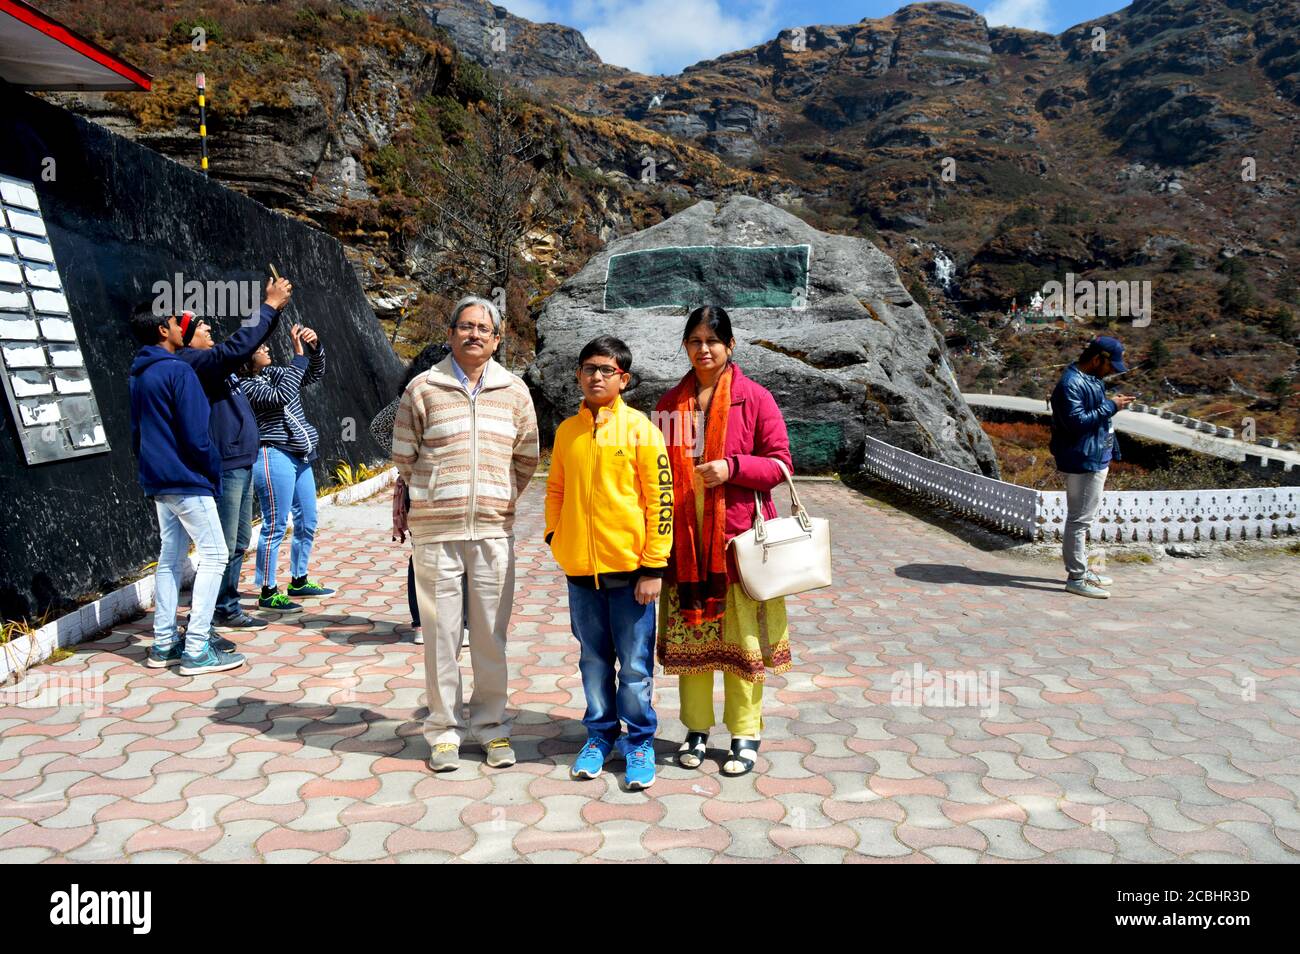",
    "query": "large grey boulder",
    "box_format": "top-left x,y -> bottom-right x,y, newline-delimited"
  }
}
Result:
529,196 -> 998,476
